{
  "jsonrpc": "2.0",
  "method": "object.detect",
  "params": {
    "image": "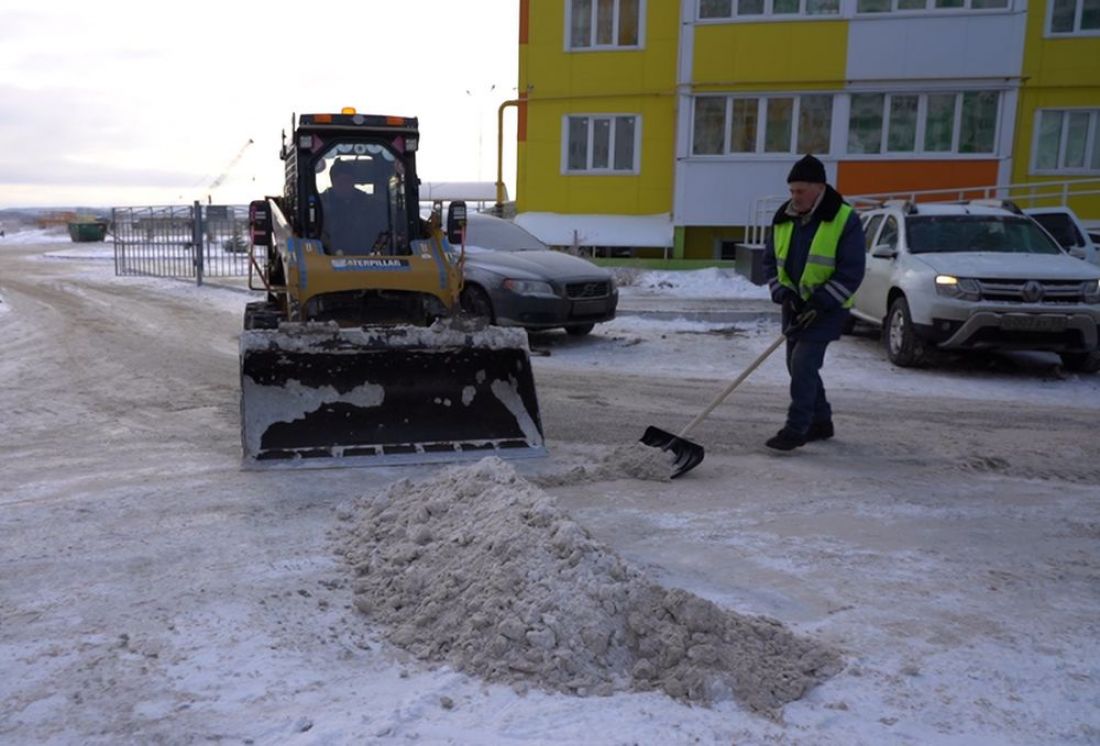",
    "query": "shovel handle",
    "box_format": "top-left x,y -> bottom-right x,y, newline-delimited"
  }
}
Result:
677,332 -> 787,438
